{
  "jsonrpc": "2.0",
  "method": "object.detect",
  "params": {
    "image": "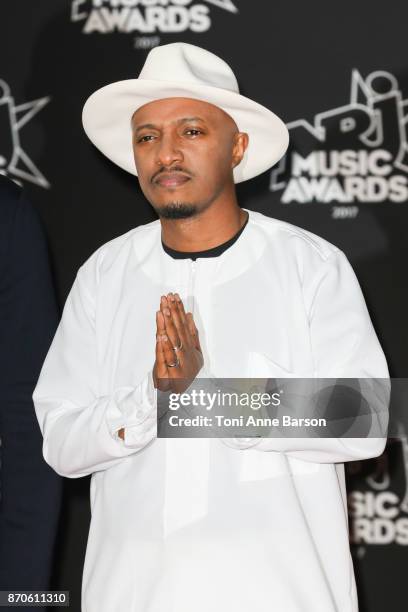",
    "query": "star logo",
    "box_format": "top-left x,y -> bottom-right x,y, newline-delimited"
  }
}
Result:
0,80 -> 50,189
